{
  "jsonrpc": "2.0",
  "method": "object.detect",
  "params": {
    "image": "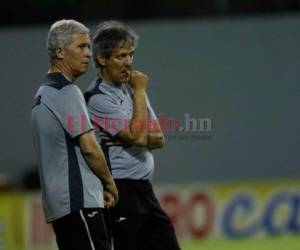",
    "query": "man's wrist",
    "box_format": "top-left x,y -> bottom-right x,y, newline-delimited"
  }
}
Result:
133,88 -> 147,94
103,177 -> 114,187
